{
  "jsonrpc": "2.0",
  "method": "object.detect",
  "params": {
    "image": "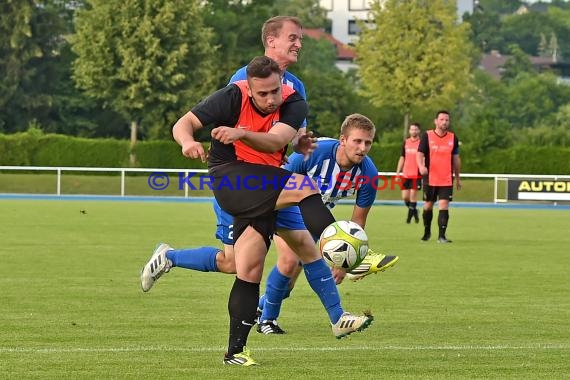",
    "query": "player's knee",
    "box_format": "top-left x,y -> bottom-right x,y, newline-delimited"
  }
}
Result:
217,251 -> 237,274
277,256 -> 301,277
